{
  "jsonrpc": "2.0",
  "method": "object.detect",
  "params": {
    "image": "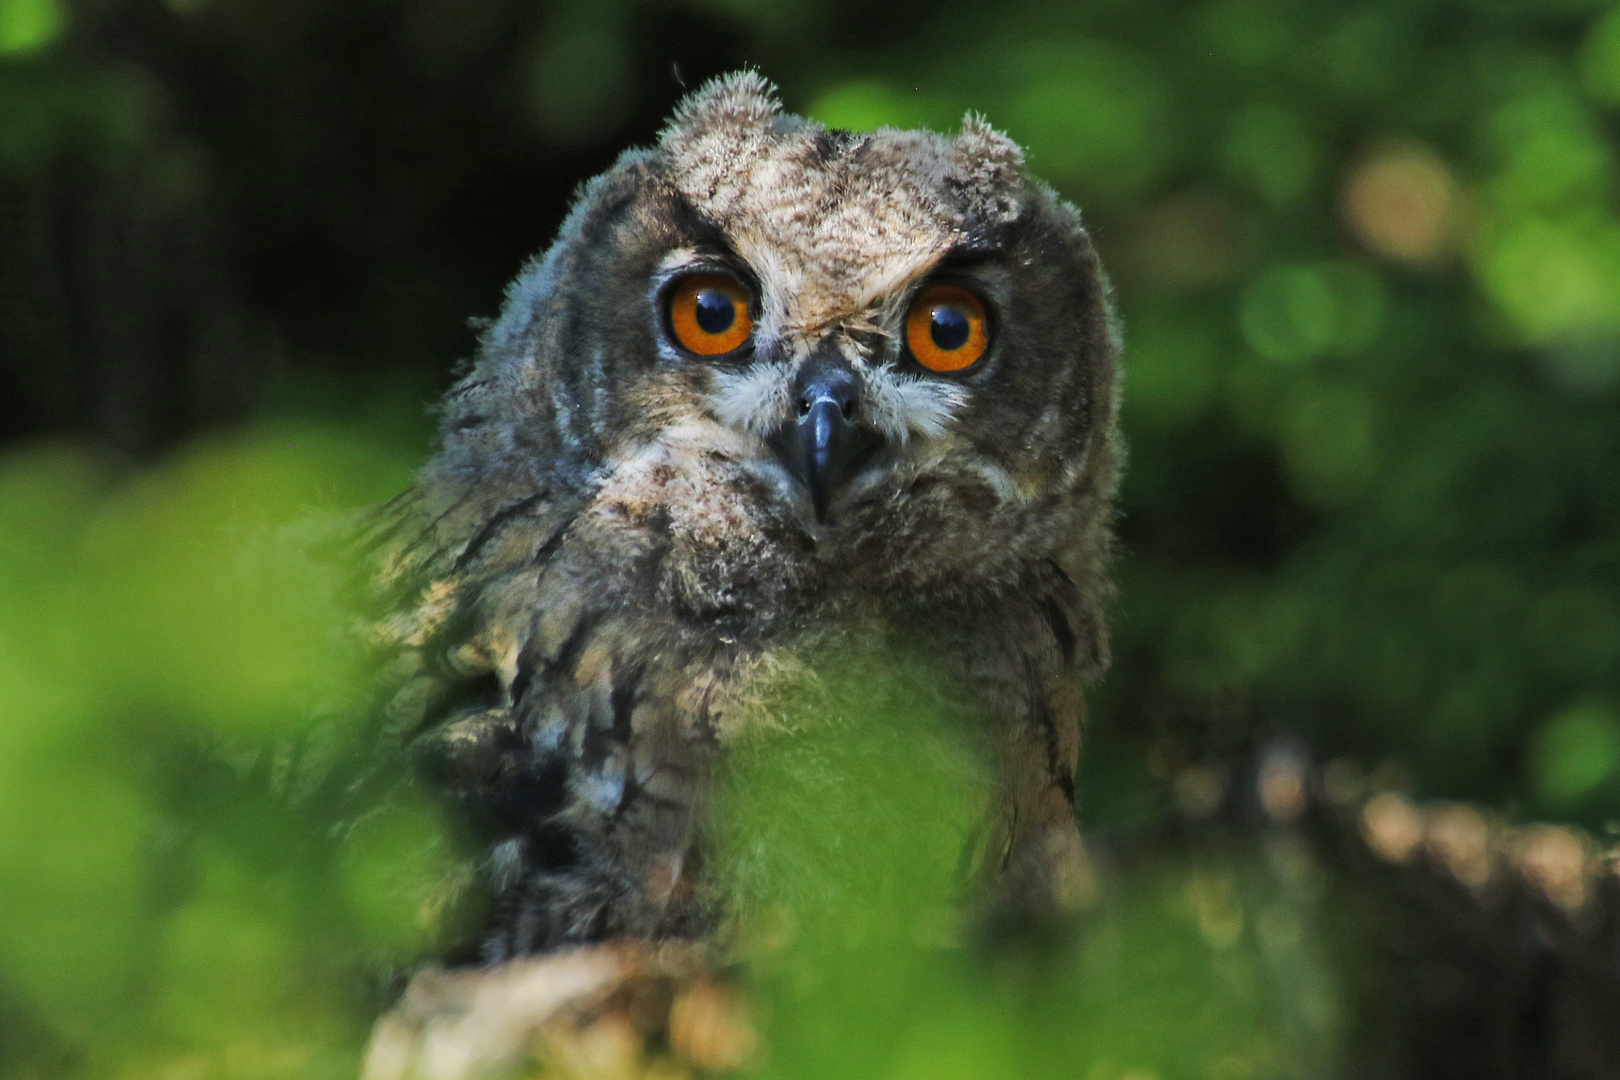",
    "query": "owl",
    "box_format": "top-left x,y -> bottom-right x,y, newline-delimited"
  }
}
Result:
358,70 -> 1119,1073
